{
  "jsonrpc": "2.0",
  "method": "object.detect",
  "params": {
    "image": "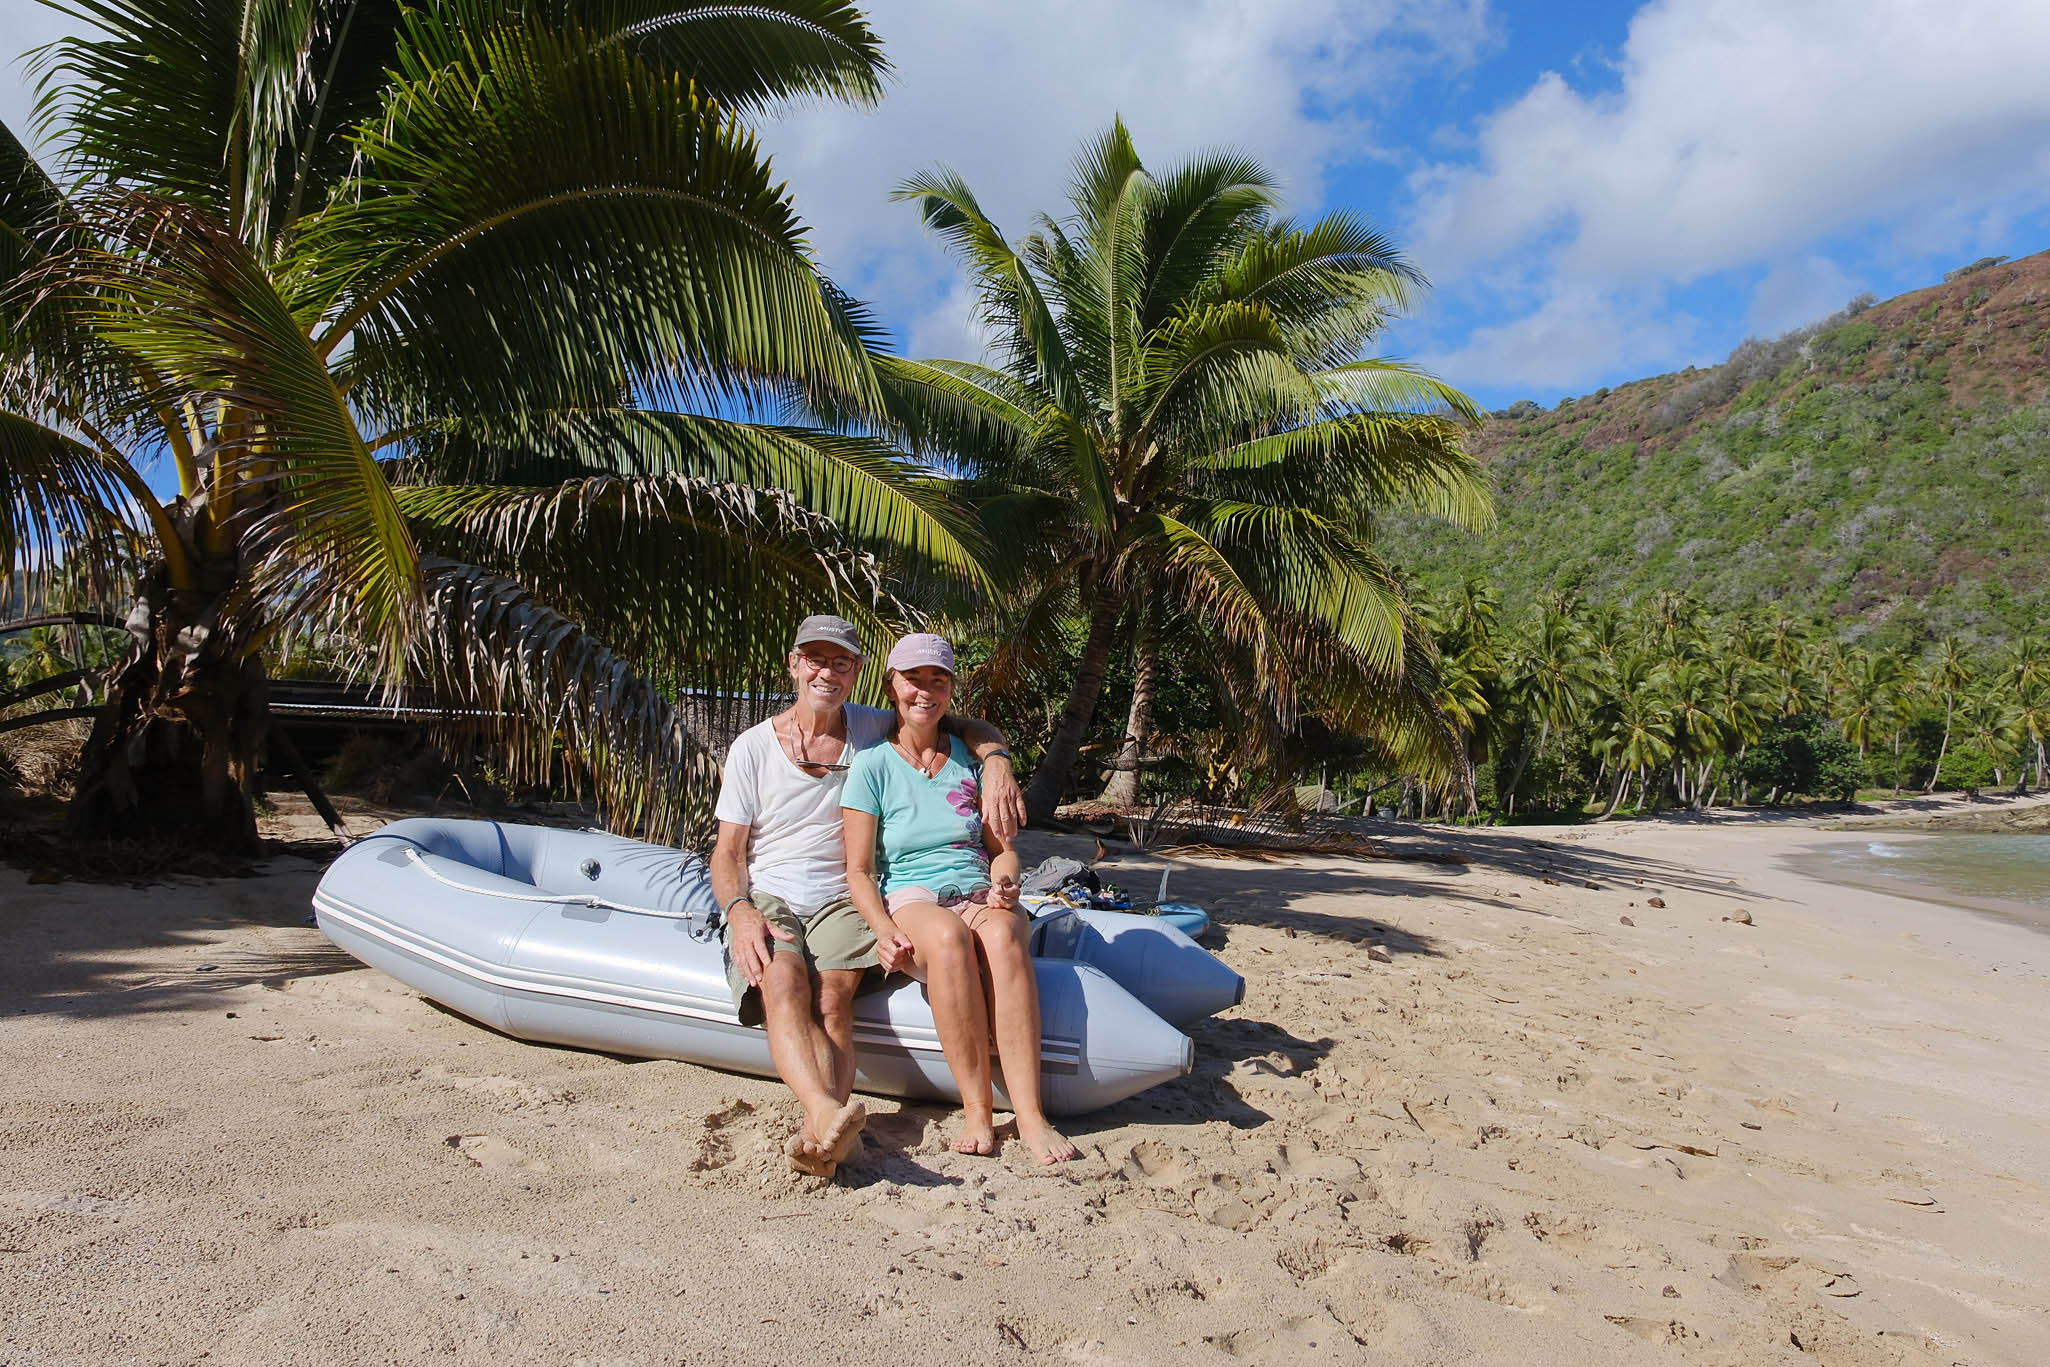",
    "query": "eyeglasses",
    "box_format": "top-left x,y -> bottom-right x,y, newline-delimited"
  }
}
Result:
796,652 -> 860,676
